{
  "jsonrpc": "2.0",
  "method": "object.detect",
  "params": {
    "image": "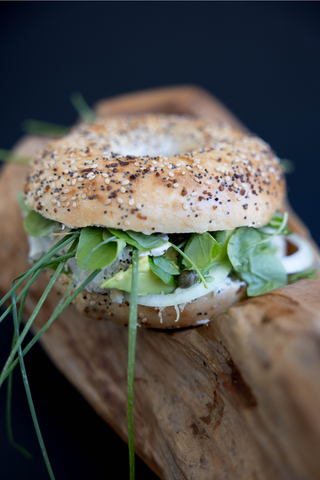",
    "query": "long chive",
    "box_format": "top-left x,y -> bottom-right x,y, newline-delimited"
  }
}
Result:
0,148 -> 30,165
2,270 -> 101,384
127,247 -> 139,480
0,262 -> 66,386
22,119 -> 69,138
11,289 -> 56,480
6,286 -> 33,459
169,242 -> 208,288
70,92 -> 96,123
0,233 -> 78,310
0,269 -> 43,324
0,252 -> 76,325
1,237 -> 113,381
